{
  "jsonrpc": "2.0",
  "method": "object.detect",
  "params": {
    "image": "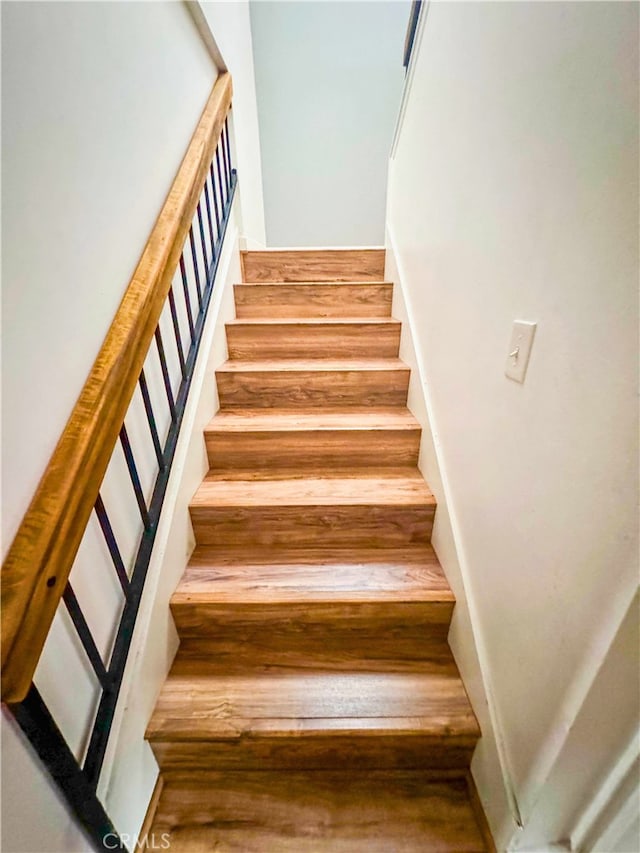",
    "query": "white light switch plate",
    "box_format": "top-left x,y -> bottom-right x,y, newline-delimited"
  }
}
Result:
505,321 -> 536,383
